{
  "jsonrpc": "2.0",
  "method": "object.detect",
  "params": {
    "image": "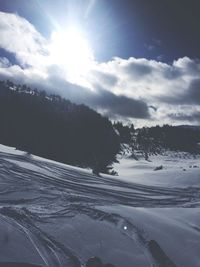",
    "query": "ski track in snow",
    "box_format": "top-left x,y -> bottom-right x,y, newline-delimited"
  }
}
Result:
0,148 -> 200,266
